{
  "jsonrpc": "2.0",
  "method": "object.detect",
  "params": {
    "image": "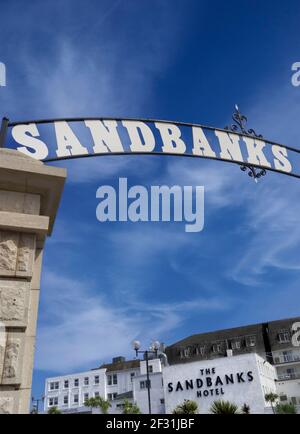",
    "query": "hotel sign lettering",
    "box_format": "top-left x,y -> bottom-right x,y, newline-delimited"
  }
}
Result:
167,367 -> 254,399
2,111 -> 300,180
